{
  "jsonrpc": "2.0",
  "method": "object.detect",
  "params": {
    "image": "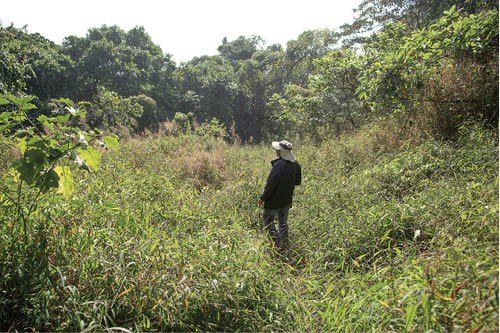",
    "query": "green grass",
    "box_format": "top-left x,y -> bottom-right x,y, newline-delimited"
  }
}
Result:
0,122 -> 498,331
